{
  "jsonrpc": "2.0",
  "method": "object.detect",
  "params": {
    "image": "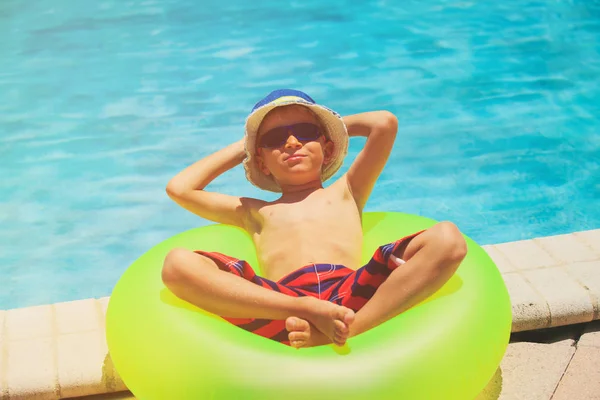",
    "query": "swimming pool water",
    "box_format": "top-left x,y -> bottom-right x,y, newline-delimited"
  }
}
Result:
1,0 -> 599,309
